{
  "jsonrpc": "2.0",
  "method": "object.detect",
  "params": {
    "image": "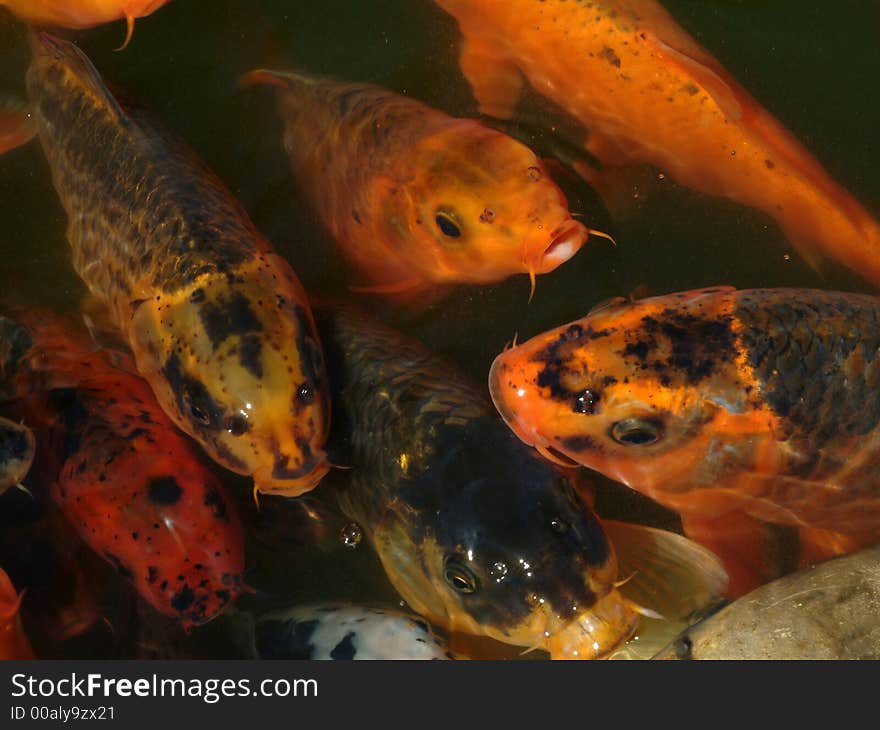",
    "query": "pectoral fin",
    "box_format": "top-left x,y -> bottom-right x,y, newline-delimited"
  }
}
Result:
602,519 -> 728,622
